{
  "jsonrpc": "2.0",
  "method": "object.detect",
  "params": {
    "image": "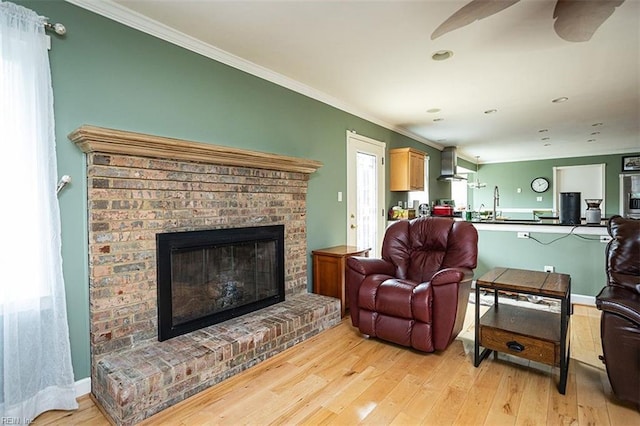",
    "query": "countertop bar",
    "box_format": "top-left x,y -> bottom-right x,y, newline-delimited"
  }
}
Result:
389,217 -> 610,235
472,217 -> 607,227
470,220 -> 608,235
